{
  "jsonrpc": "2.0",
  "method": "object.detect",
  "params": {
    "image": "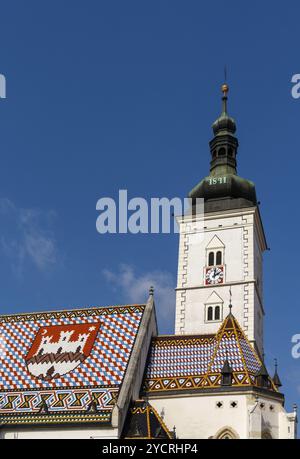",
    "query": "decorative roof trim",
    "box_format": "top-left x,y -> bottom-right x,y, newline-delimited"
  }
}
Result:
143,371 -> 256,393
151,334 -> 215,346
0,305 -> 146,323
0,388 -> 119,414
0,384 -> 119,394
0,410 -> 112,426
